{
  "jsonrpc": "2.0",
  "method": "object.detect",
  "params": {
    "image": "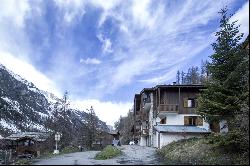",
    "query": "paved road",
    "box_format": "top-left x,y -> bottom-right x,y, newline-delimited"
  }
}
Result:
33,145 -> 164,165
